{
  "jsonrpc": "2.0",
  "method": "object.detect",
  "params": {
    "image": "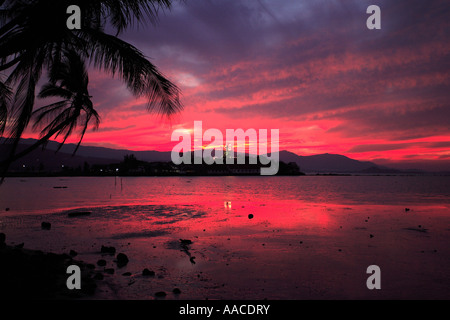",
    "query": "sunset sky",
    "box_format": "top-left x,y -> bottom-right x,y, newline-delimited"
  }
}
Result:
25,0 -> 450,171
